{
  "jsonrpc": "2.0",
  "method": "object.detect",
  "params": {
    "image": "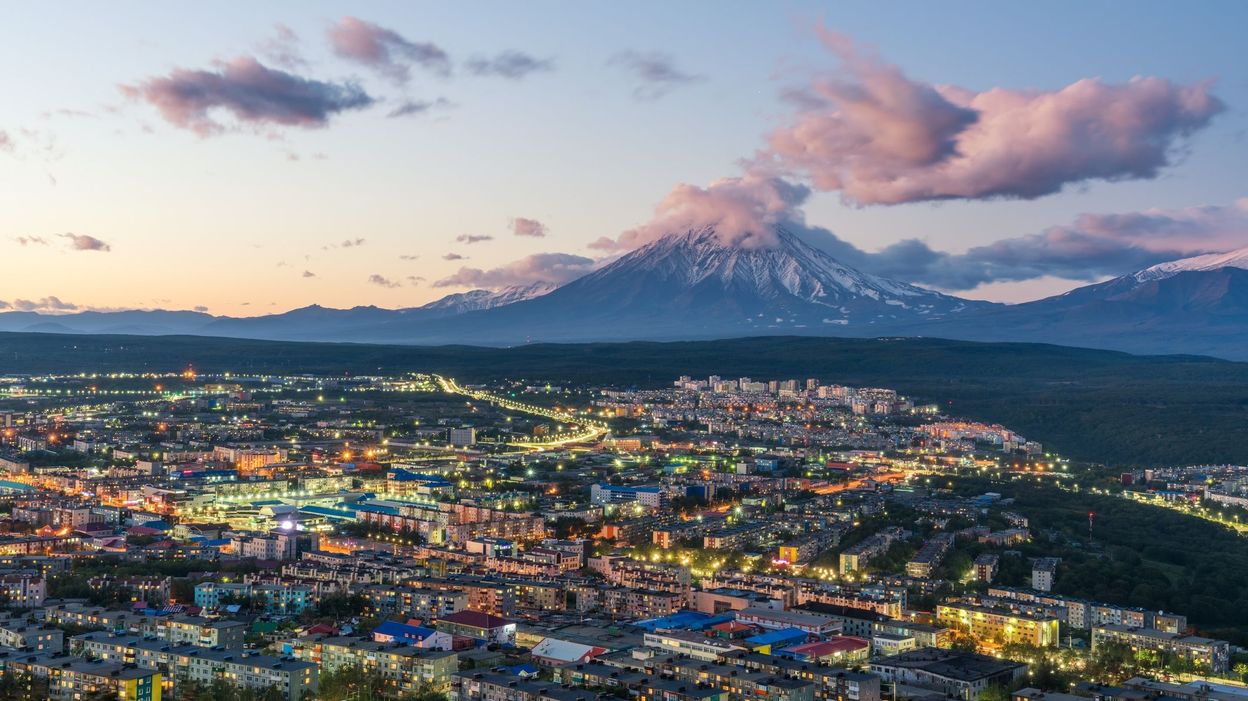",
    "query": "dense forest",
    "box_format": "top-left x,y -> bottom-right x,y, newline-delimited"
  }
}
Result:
948,477 -> 1248,644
